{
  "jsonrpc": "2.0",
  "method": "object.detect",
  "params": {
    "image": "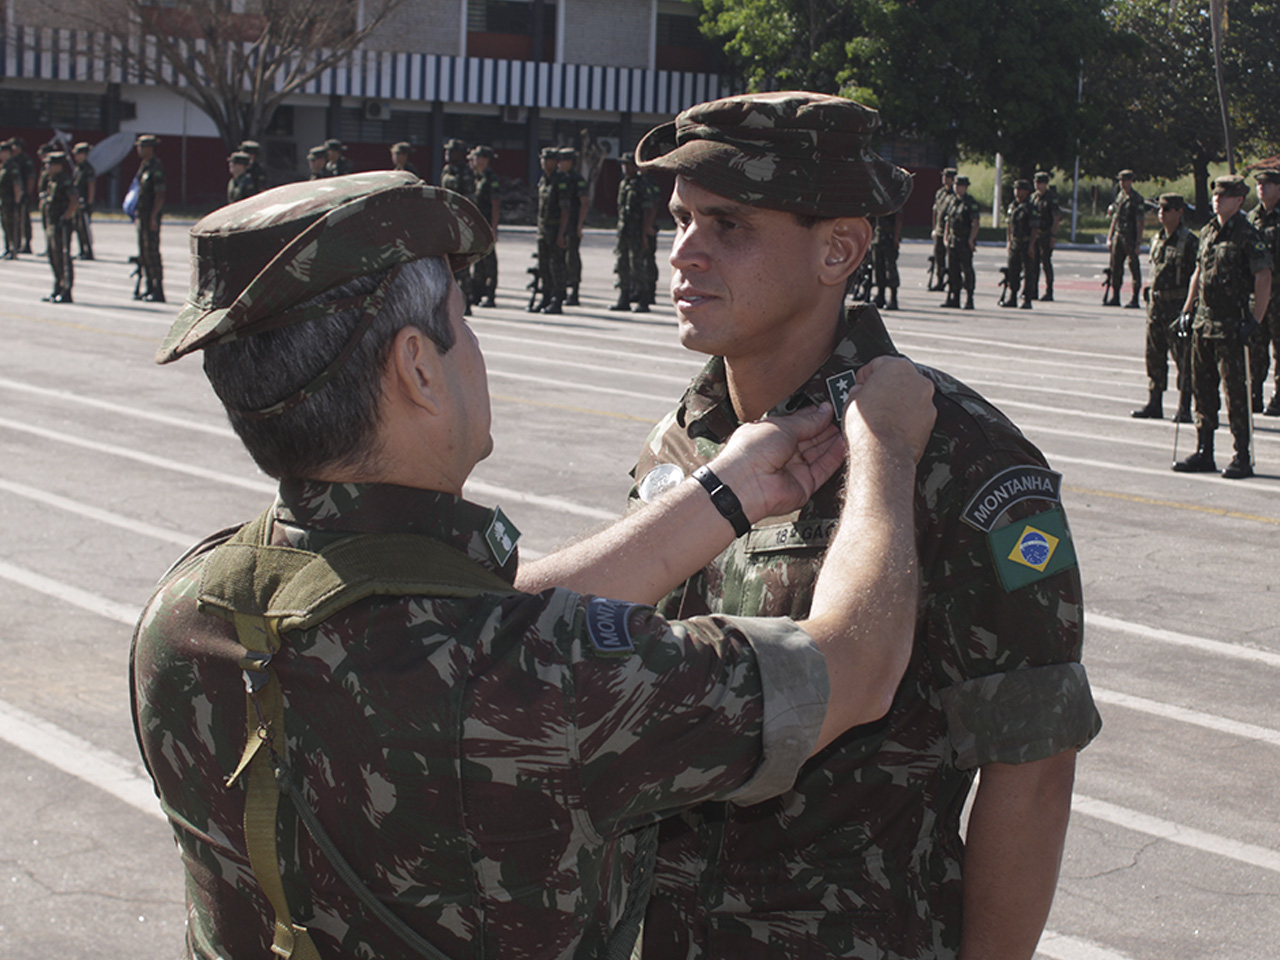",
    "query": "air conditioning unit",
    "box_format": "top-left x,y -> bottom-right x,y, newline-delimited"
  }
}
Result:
364,100 -> 391,121
502,105 -> 528,124
596,136 -> 620,159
